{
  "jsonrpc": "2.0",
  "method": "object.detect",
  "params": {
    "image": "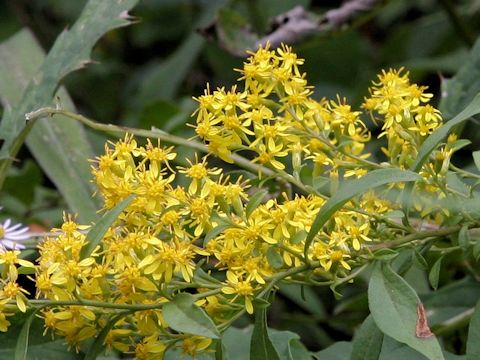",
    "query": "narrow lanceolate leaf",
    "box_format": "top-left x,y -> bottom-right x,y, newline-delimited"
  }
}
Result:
84,312 -> 130,360
304,169 -> 421,258
250,305 -> 280,360
14,309 -> 39,360
466,300 -> 480,360
351,315 -> 383,360
473,151 -> 480,172
80,195 -> 135,259
203,224 -> 232,246
428,256 -> 443,291
0,0 -> 138,153
0,30 -> 100,223
458,225 -> 471,252
0,0 -> 139,194
163,293 -> 220,339
368,263 -> 444,360
245,190 -> 268,219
